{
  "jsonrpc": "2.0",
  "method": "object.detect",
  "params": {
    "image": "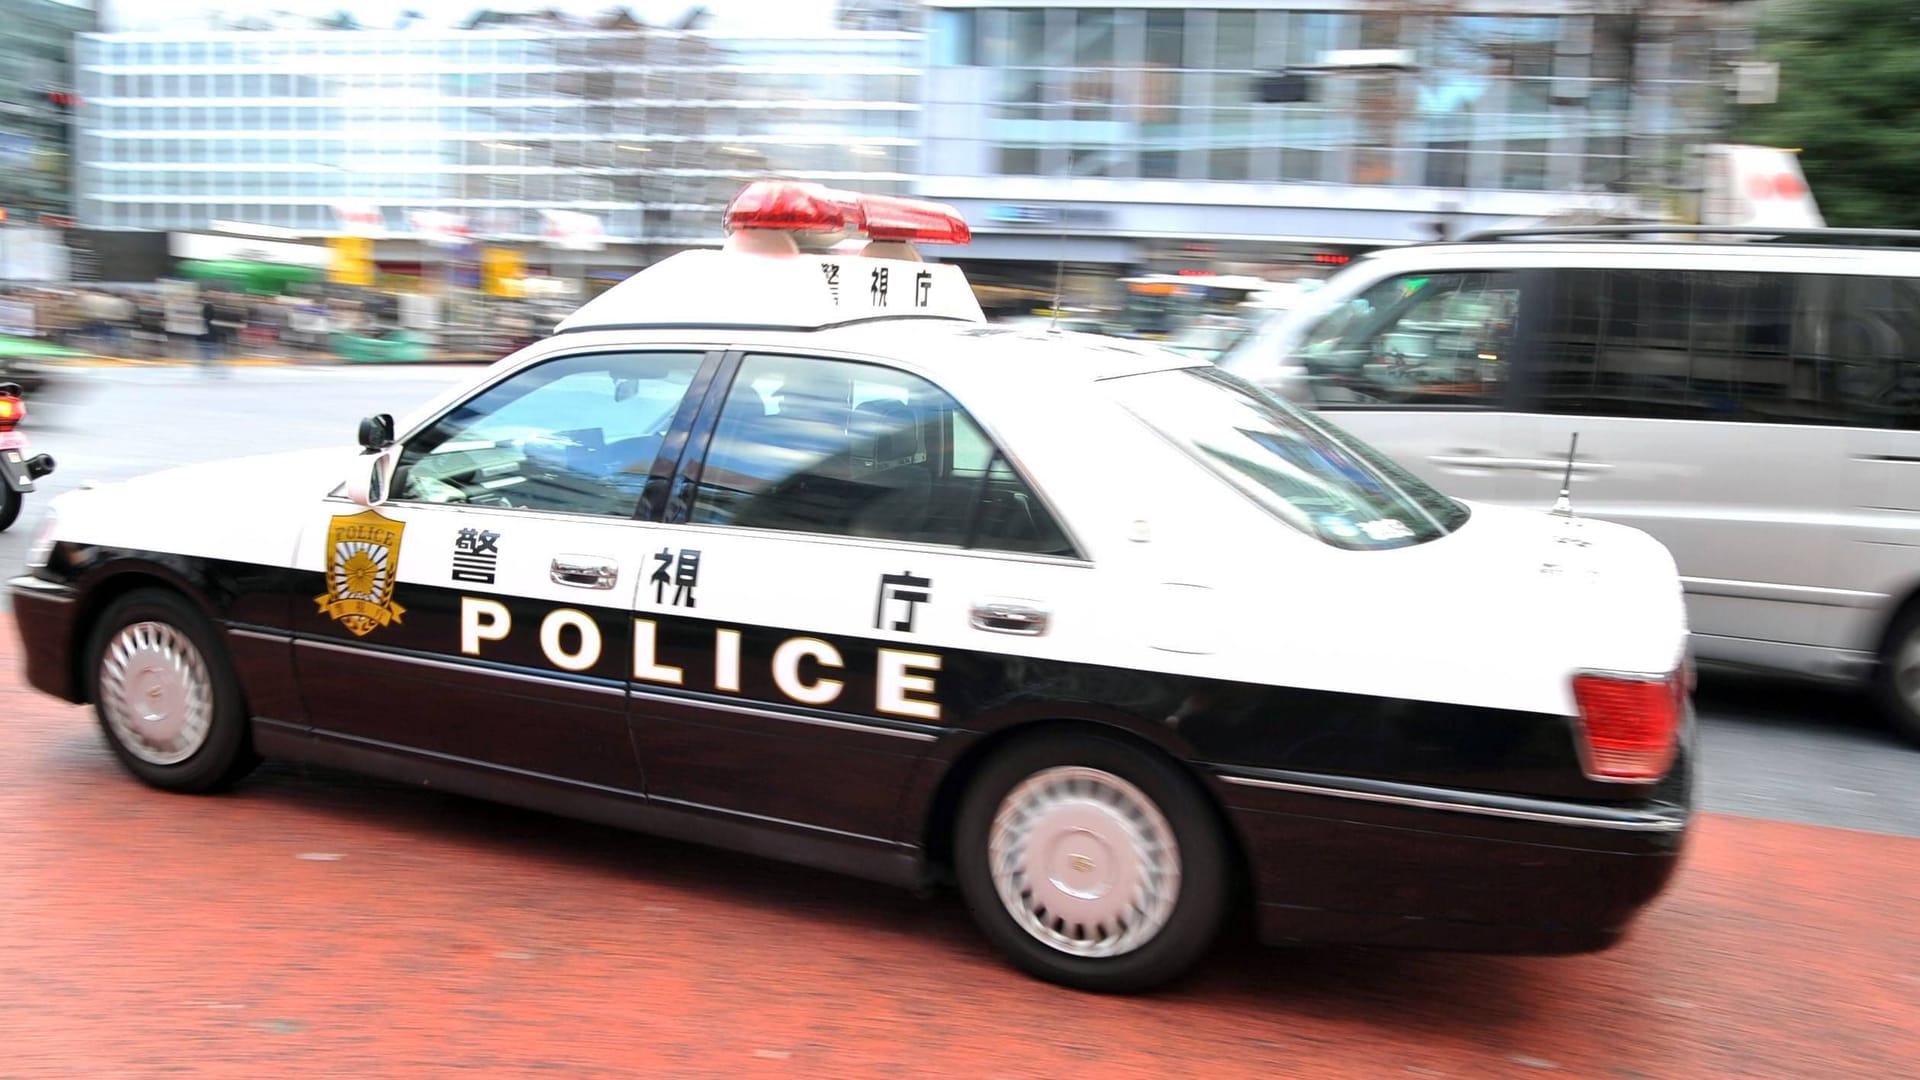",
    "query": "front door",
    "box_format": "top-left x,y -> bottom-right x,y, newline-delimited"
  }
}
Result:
291,348 -> 712,791
1296,268 -> 1535,507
